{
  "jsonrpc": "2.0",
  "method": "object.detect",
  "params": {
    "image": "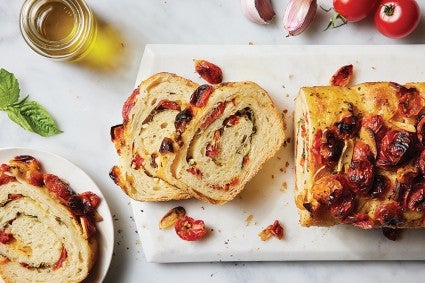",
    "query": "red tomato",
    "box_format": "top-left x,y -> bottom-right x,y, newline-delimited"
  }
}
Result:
374,0 -> 420,39
333,0 -> 378,22
175,216 -> 207,241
